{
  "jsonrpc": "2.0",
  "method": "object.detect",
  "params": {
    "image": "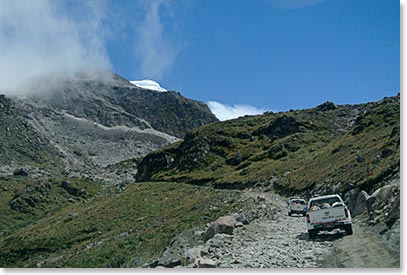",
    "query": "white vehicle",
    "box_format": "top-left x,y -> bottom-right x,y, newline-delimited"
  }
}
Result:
306,194 -> 353,239
288,199 -> 307,216
286,197 -> 300,206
